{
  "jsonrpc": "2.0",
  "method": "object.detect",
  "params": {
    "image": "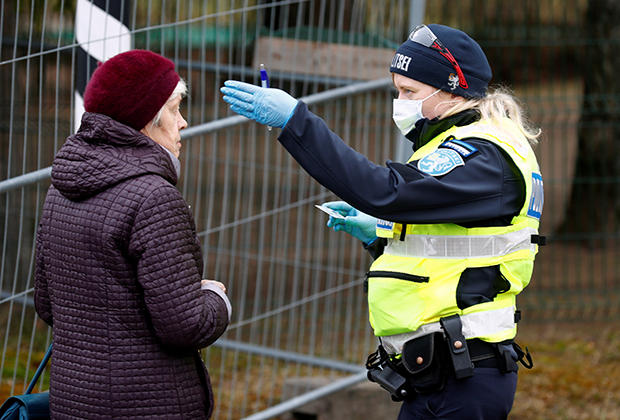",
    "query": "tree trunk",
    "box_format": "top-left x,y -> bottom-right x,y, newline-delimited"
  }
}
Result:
561,0 -> 620,246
